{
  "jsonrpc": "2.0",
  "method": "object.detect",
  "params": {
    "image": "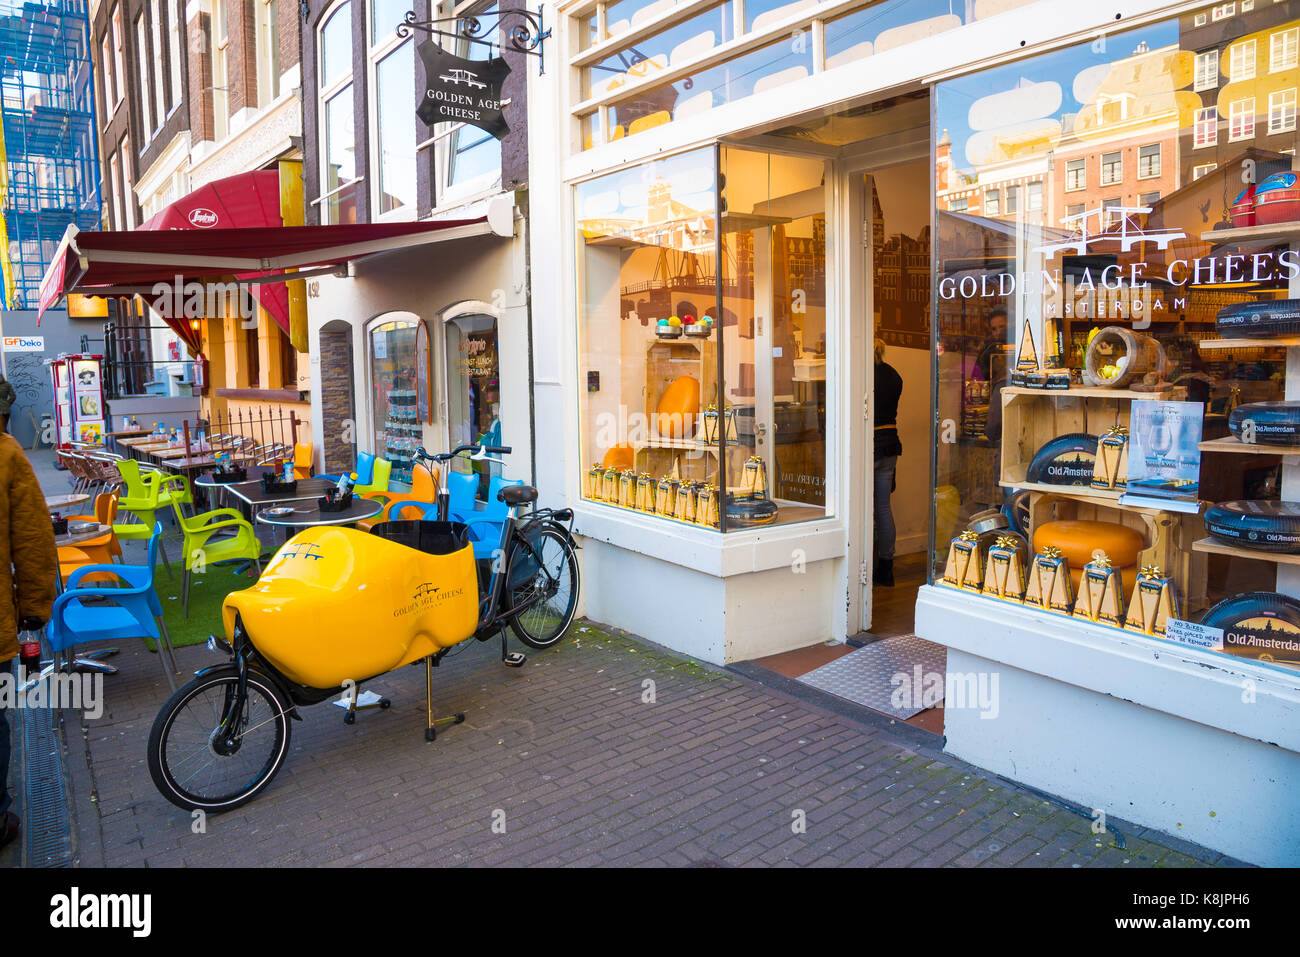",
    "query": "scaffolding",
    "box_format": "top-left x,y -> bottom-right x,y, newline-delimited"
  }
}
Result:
0,0 -> 99,309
